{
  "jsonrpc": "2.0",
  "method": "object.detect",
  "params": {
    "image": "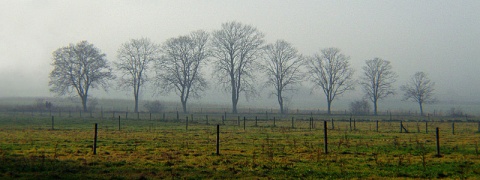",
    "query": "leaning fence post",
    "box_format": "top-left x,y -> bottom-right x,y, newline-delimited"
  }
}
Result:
93,123 -> 98,155
216,124 -> 220,155
400,121 -> 403,133
324,121 -> 328,154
